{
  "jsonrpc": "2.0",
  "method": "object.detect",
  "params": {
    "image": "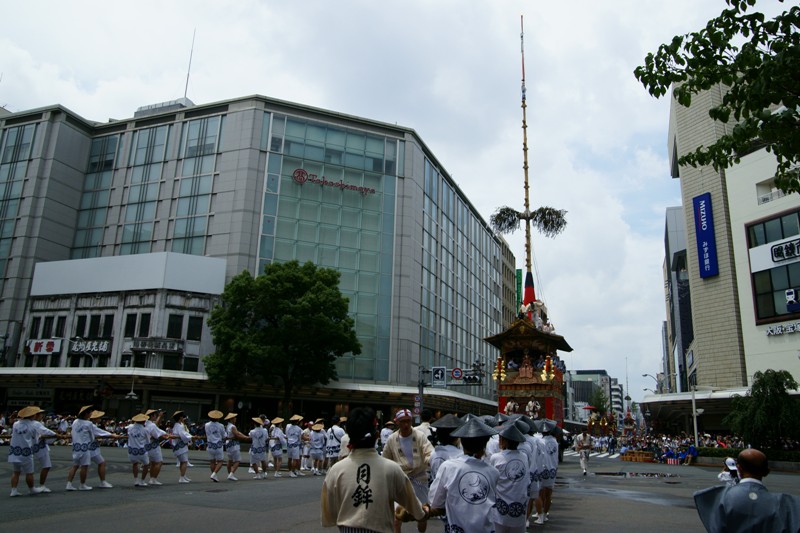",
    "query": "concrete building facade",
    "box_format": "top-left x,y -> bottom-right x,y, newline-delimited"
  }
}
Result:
0,95 -> 514,419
